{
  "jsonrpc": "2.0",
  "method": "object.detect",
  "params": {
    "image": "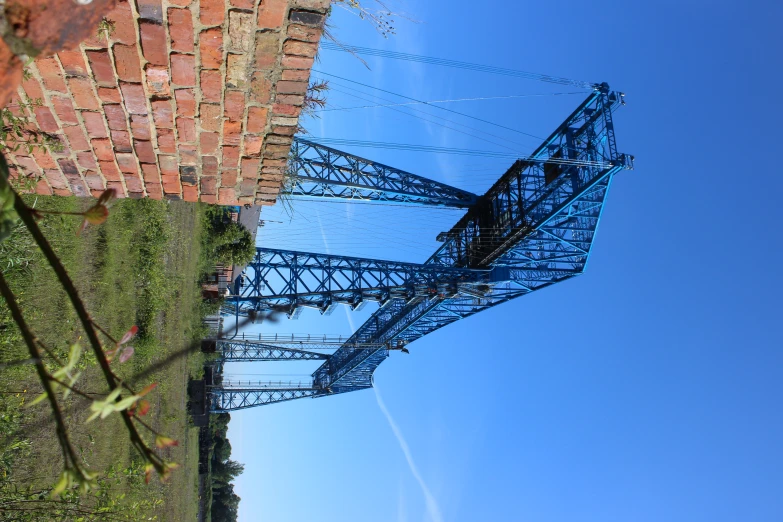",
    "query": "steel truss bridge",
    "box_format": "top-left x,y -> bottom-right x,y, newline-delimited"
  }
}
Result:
210,84 -> 633,412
